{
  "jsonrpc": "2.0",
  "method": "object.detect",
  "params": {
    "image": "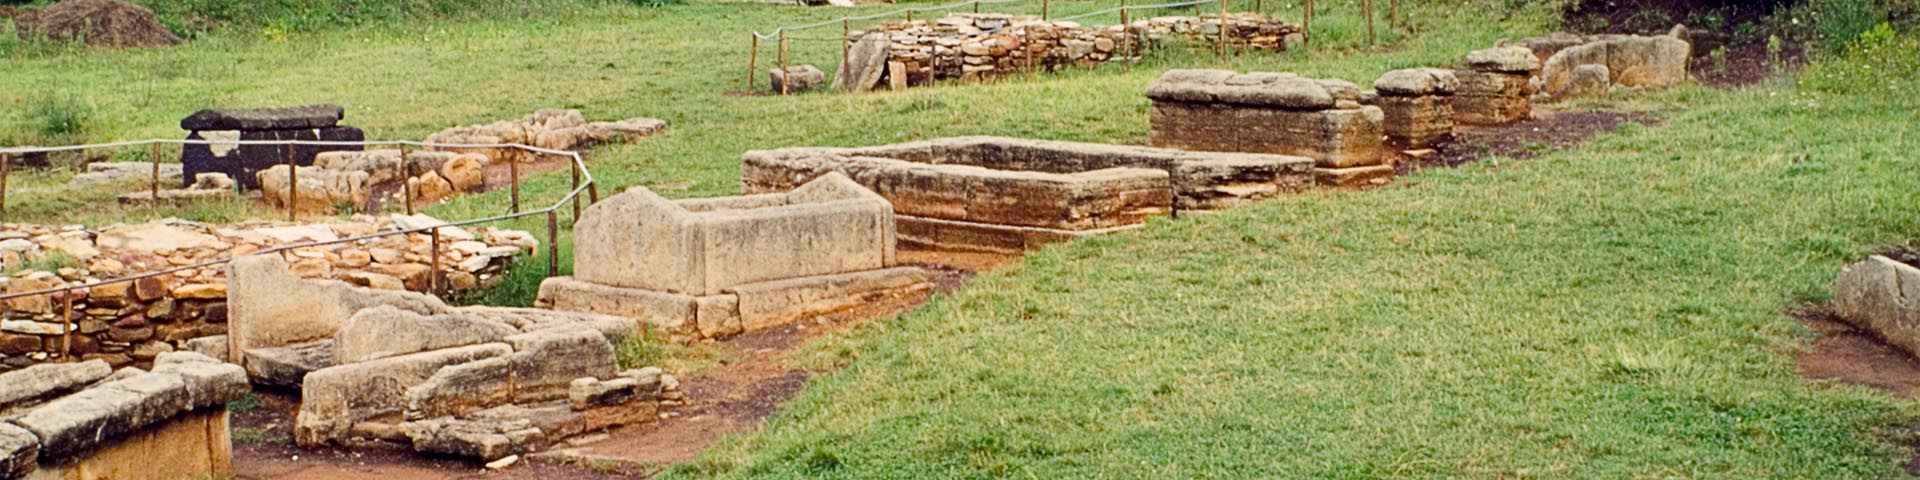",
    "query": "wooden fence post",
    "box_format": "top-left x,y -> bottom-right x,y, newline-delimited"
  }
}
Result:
748,35 -> 760,92
401,145 -> 415,215
149,143 -> 161,206
285,144 -> 298,221
1121,0 -> 1132,72
547,211 -> 561,278
778,30 -> 790,95
509,154 -> 521,214
1219,0 -> 1230,61
1303,0 -> 1313,48
1363,0 -> 1376,46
